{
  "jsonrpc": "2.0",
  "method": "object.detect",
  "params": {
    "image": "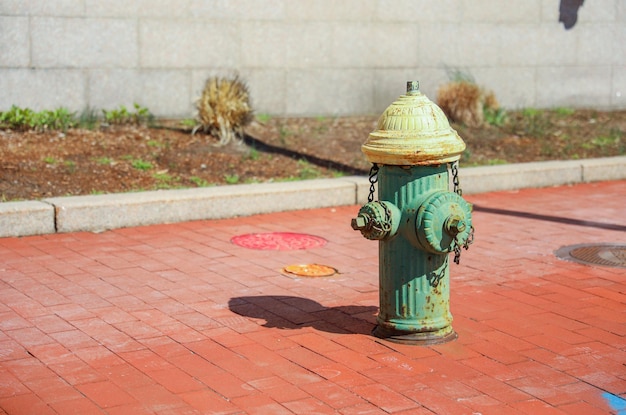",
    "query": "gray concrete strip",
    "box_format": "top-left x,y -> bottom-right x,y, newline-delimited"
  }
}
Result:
462,159 -> 583,195
0,156 -> 624,237
463,156 -> 626,194
581,156 -> 626,182
44,178 -> 357,234
0,201 -> 55,237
